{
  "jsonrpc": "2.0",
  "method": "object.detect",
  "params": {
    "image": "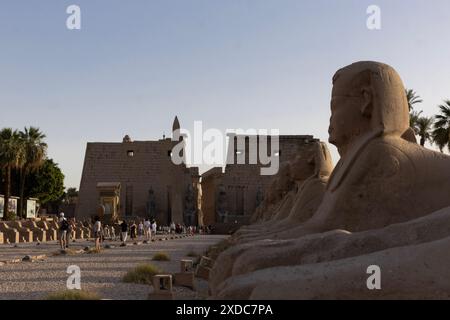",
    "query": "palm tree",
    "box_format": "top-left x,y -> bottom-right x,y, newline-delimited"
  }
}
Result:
432,127 -> 449,153
0,128 -> 24,220
405,89 -> 423,111
432,100 -> 450,153
18,127 -> 47,218
413,116 -> 434,146
409,109 -> 422,129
